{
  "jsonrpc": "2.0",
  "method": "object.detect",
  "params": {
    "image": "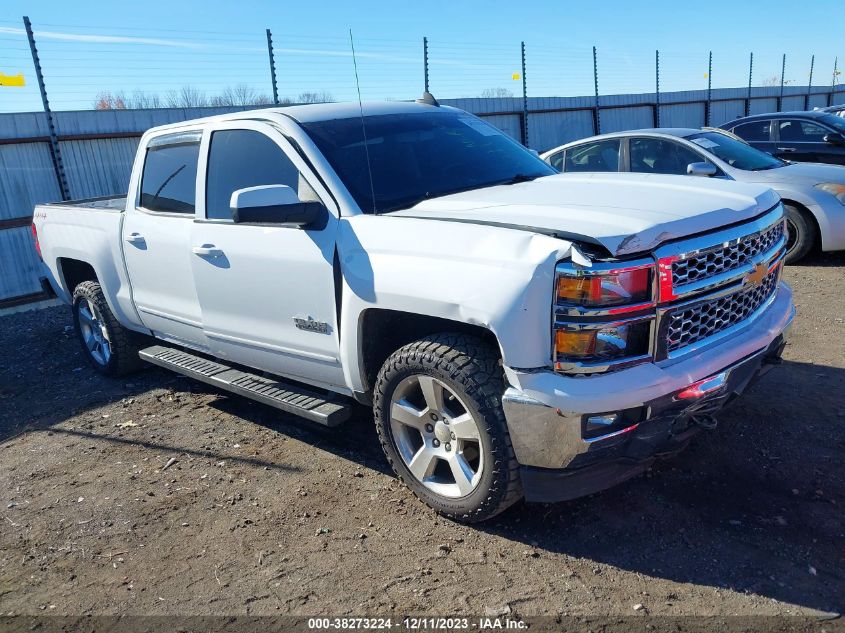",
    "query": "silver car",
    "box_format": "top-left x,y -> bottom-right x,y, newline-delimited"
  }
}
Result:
541,128 -> 845,262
